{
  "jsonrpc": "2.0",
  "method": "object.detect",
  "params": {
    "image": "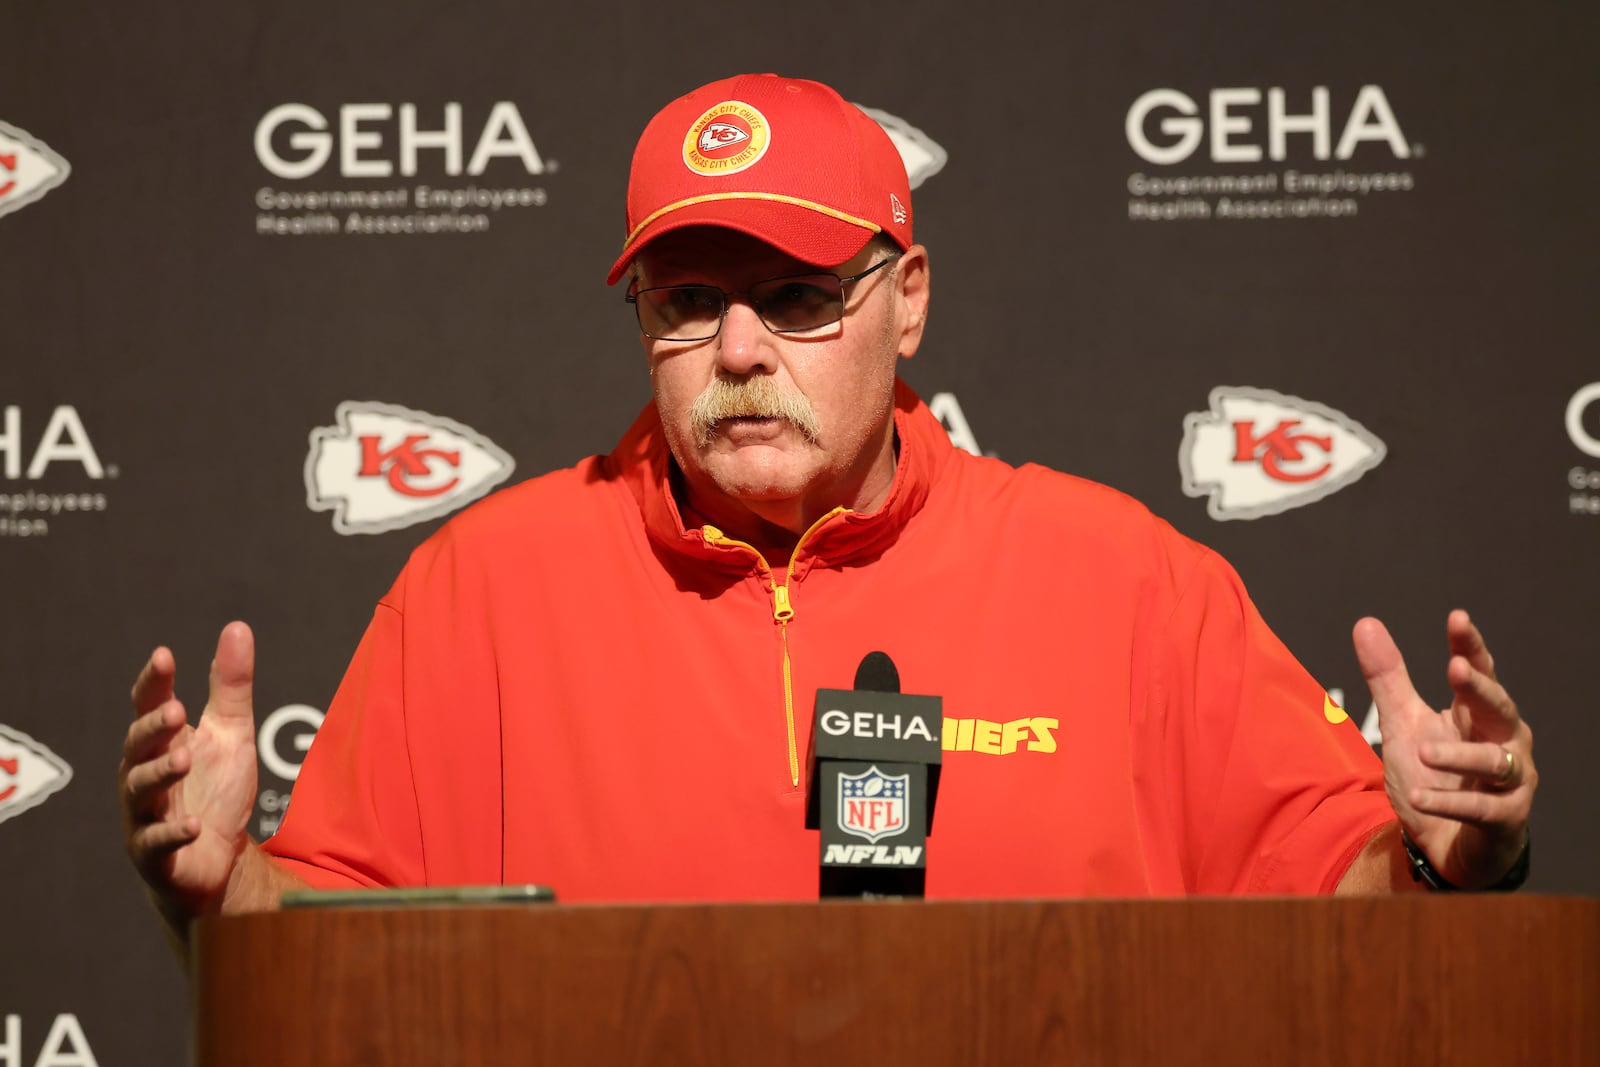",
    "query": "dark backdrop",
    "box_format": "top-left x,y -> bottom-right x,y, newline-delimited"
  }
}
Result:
1,3 -> 1594,1062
